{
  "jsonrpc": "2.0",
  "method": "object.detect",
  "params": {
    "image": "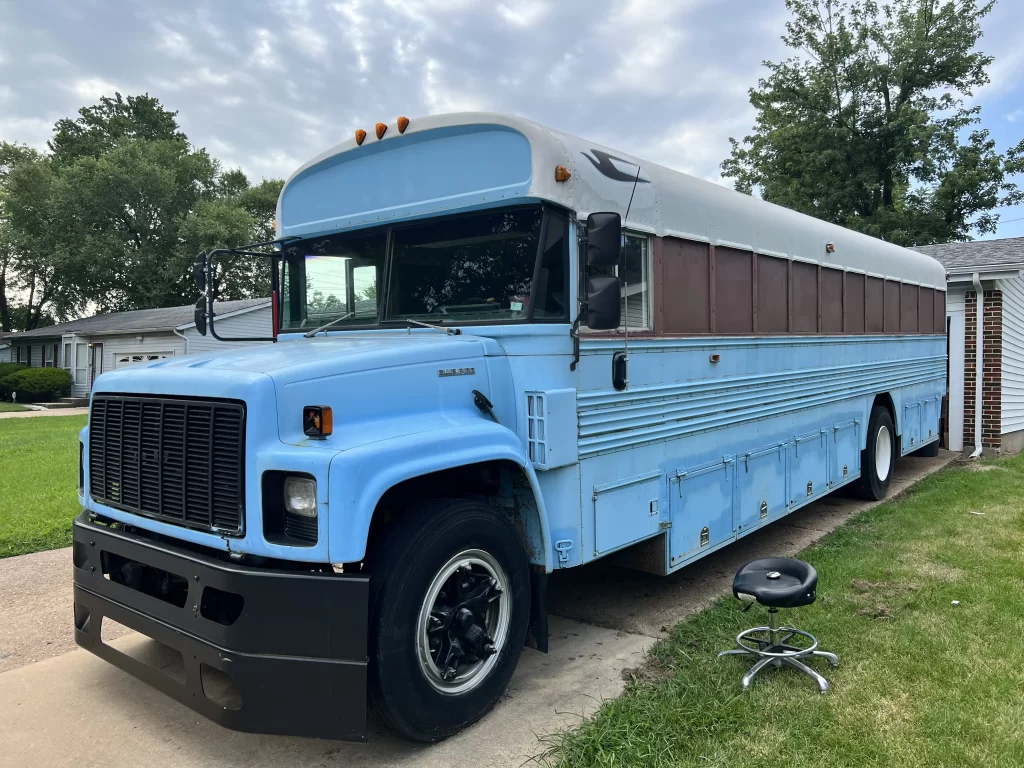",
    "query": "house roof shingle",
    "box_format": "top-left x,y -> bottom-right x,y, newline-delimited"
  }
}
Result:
911,237 -> 1024,273
7,298 -> 270,340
